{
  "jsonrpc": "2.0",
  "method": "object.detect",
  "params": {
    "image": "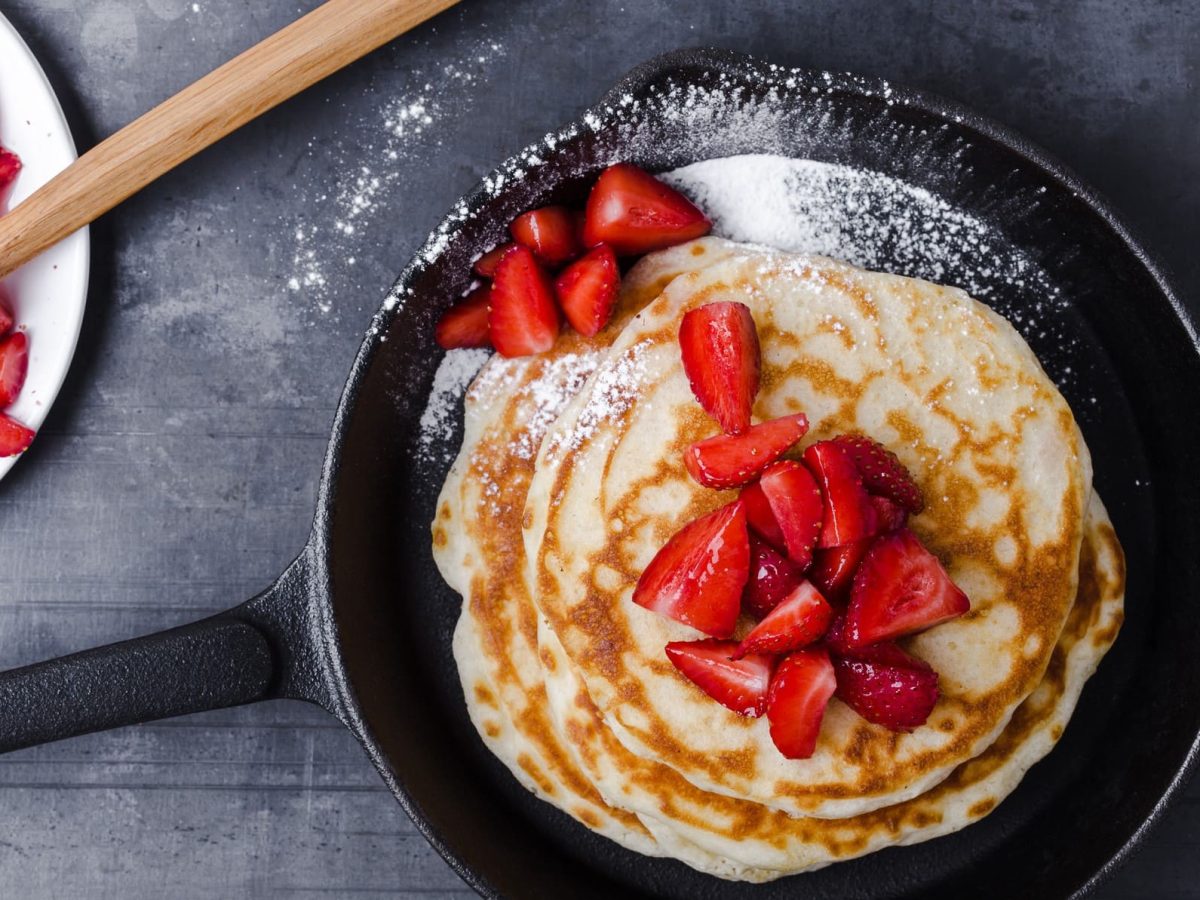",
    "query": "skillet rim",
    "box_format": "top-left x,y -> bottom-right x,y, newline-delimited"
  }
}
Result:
310,46 -> 1200,899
